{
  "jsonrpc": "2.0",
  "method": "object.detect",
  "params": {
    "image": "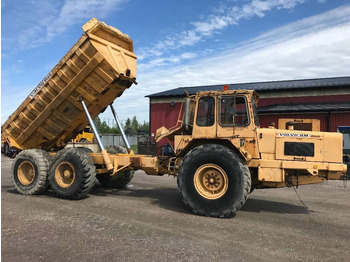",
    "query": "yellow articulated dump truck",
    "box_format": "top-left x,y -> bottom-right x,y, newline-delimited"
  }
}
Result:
2,19 -> 347,218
